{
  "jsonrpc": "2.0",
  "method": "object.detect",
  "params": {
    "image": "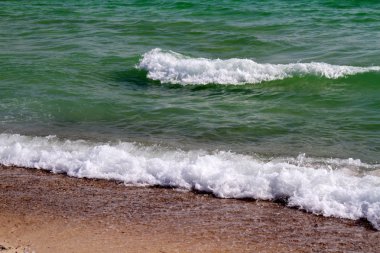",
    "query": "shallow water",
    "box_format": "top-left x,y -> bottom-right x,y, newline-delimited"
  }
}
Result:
1,0 -> 380,161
